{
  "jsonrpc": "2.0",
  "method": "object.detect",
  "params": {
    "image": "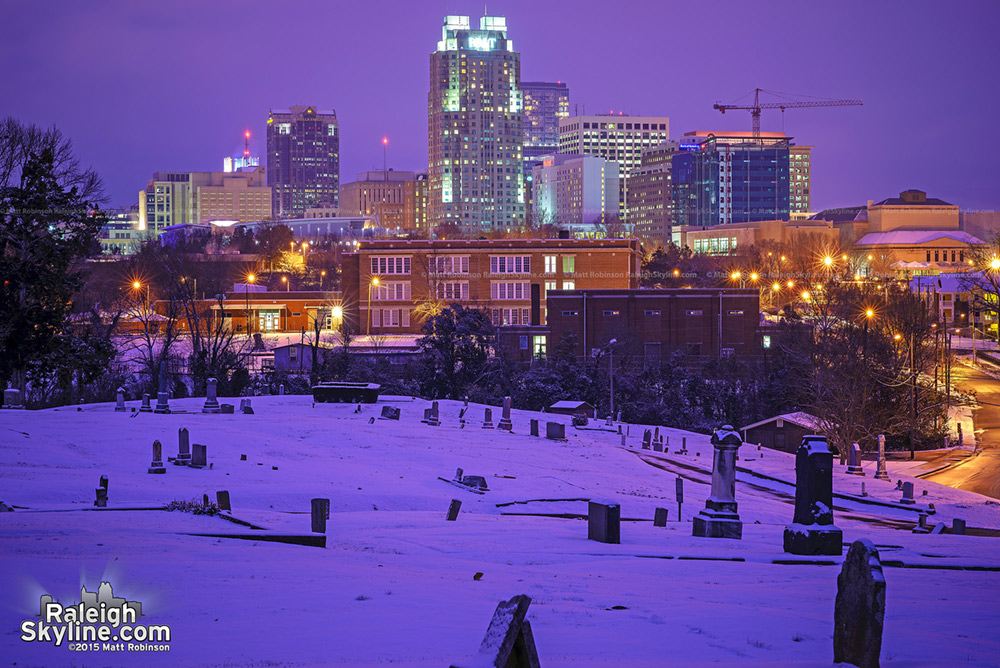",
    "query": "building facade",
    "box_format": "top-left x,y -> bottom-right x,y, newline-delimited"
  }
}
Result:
341,238 -> 641,335
522,81 -> 570,223
428,15 -> 525,234
531,154 -> 619,233
339,170 -> 417,230
500,287 -> 761,364
138,167 -> 271,231
266,106 -> 340,218
558,114 -> 670,221
672,132 -> 791,228
627,142 -> 677,243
